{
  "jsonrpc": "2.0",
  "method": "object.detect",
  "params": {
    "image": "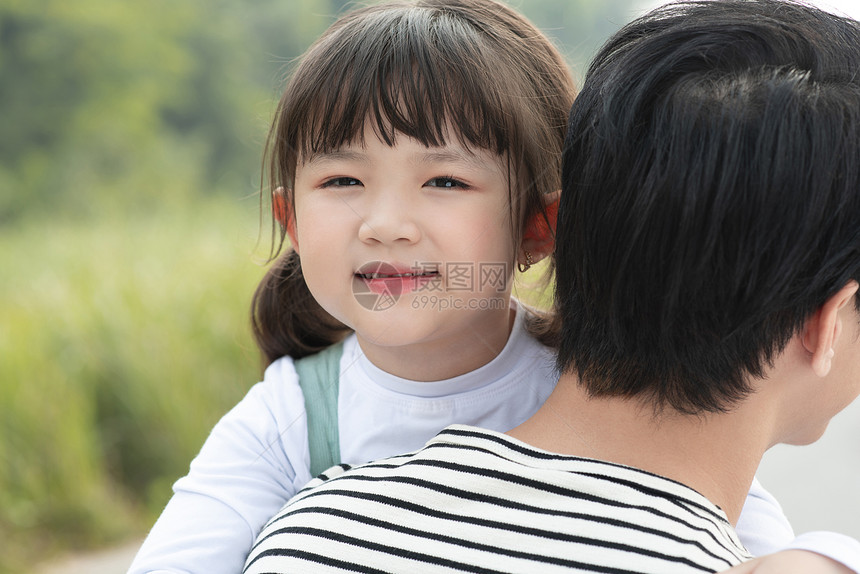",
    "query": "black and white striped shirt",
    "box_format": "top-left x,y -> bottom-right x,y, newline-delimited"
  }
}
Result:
244,425 -> 751,573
